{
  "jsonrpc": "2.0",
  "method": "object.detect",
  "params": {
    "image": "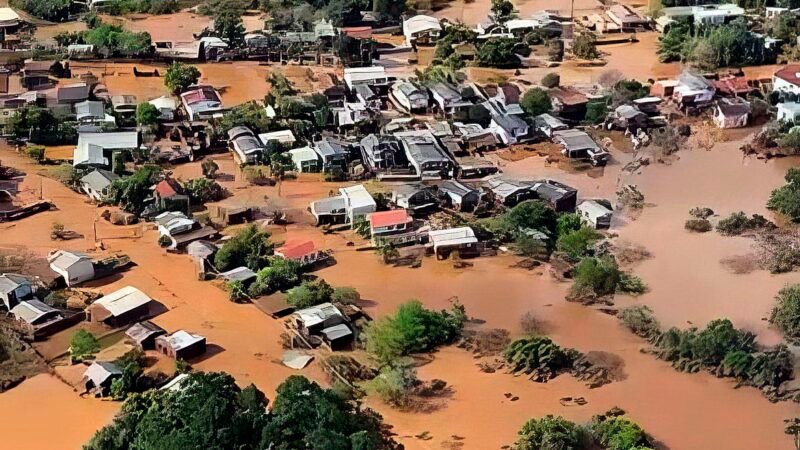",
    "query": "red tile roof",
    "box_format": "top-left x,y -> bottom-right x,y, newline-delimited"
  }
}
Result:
712,76 -> 753,95
368,209 -> 411,228
155,179 -> 180,198
341,27 -> 373,39
276,240 -> 316,260
774,65 -> 800,87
